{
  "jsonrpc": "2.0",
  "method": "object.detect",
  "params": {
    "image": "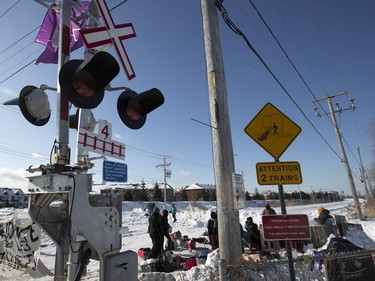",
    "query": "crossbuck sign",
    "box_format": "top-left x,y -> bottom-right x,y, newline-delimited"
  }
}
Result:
80,0 -> 137,80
